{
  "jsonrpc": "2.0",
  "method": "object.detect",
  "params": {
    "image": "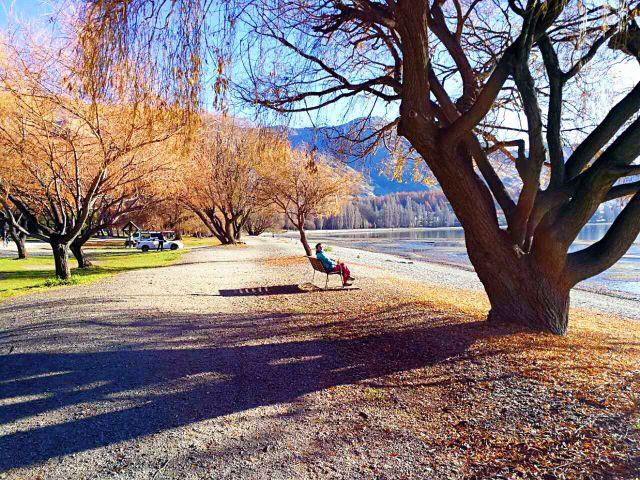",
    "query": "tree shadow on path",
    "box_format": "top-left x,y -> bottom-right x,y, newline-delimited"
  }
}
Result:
0,307 -> 501,471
